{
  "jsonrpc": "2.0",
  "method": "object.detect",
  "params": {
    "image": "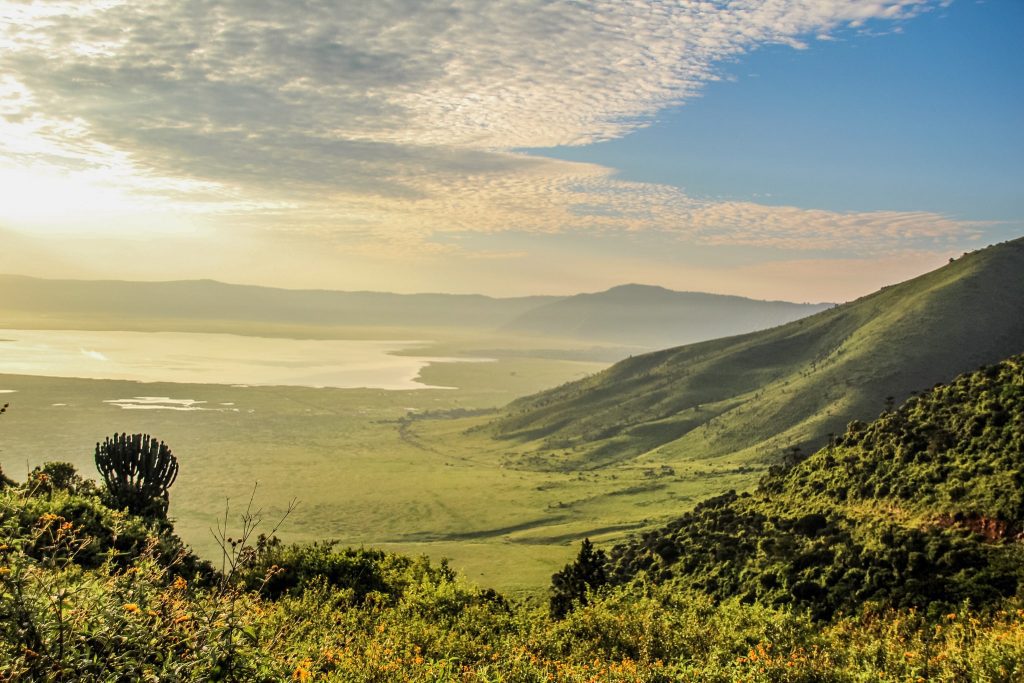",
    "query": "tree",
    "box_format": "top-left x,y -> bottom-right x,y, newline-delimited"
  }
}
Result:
549,538 -> 608,618
0,403 -> 12,489
94,433 -> 179,520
